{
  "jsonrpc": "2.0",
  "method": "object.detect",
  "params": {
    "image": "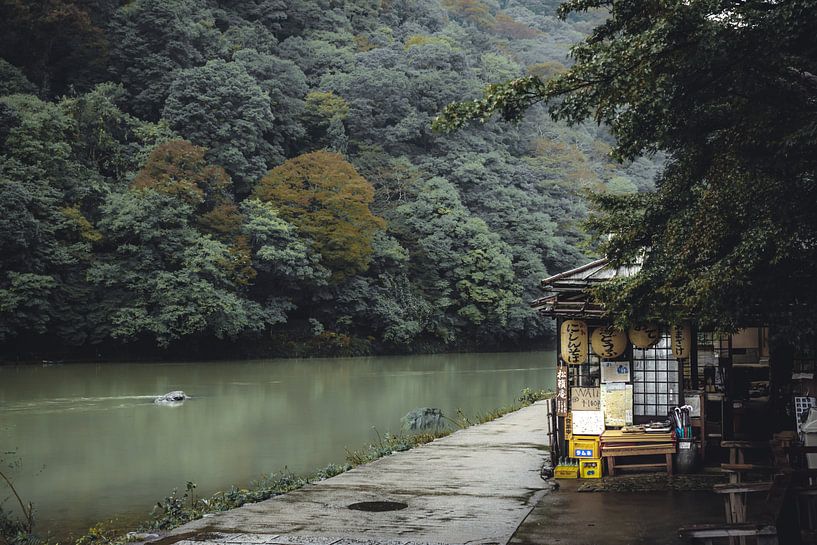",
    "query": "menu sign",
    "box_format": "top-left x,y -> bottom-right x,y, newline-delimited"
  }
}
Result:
571,387 -> 600,411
